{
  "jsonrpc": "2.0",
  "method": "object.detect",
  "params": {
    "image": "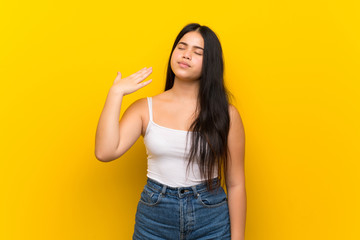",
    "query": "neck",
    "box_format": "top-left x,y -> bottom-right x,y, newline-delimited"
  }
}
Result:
169,77 -> 200,102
